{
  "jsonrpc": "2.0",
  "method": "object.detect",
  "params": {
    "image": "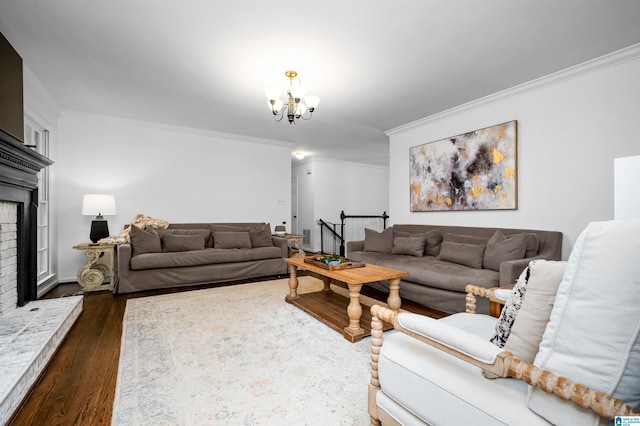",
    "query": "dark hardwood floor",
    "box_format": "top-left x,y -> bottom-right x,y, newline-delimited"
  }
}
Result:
8,275 -> 445,426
